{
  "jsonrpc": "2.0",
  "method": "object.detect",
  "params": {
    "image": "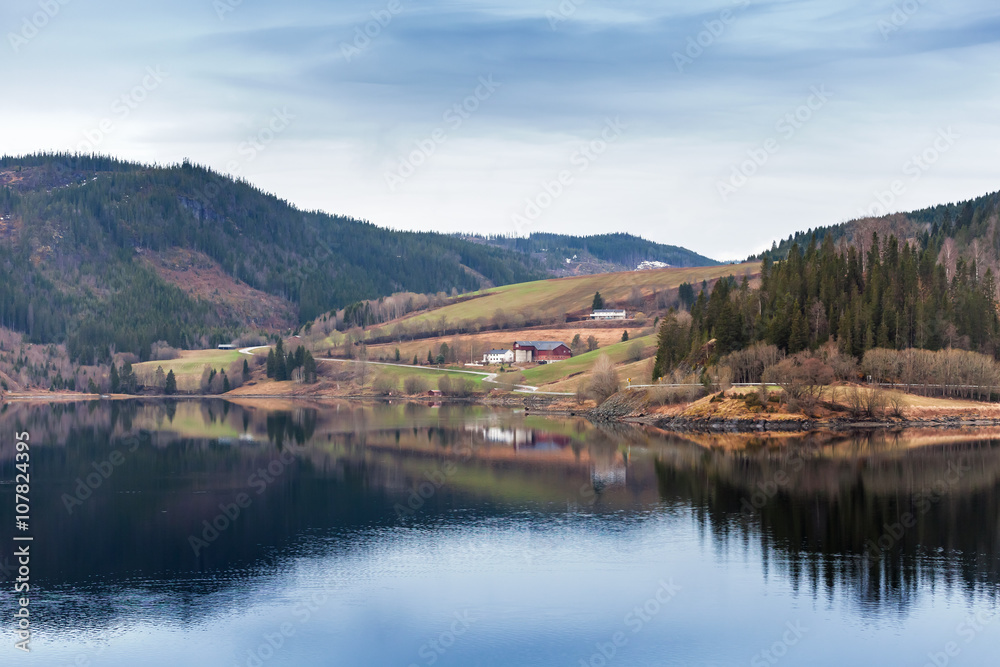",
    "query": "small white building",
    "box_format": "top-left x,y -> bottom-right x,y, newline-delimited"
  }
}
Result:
590,309 -> 627,321
483,349 -> 515,364
217,344 -> 236,350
